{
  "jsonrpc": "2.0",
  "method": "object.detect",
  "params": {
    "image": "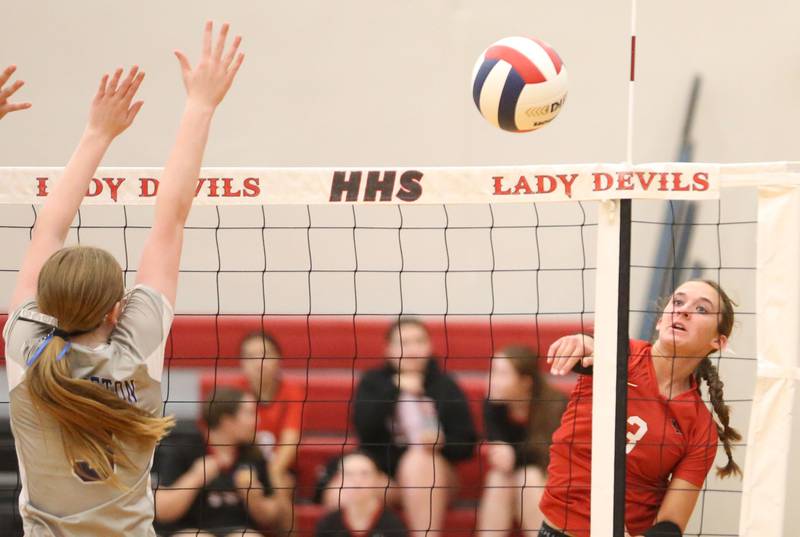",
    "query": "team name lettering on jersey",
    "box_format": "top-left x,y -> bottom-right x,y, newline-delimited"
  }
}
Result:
88,376 -> 138,404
